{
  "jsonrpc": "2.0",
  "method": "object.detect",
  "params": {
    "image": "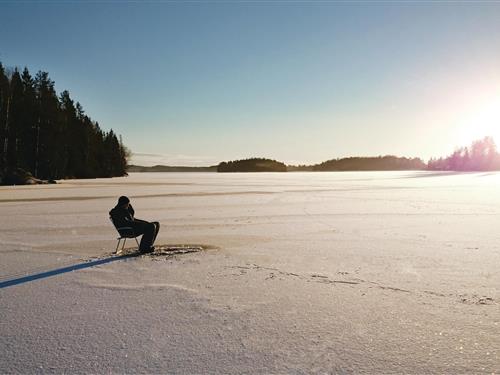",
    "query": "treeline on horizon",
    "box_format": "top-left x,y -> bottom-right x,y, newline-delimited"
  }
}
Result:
213,156 -> 424,172
428,136 -> 500,171
0,62 -> 128,183
311,155 -> 426,171
128,164 -> 217,172
212,137 -> 500,172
